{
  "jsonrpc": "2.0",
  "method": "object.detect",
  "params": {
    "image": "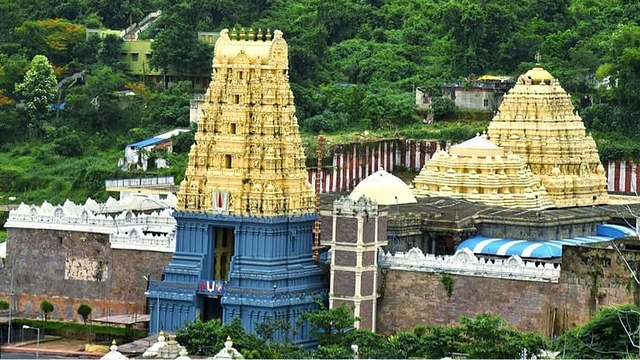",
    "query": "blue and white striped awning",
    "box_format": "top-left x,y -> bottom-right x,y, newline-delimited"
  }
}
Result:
457,224 -> 636,259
